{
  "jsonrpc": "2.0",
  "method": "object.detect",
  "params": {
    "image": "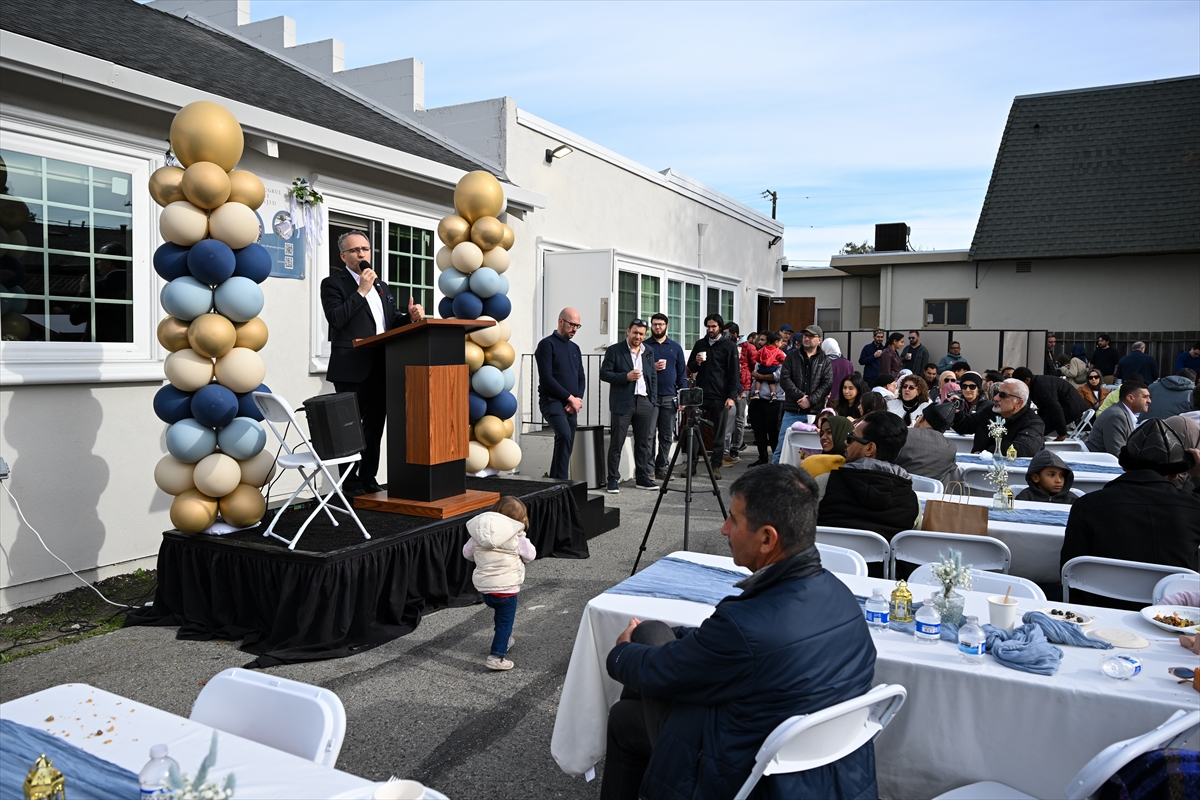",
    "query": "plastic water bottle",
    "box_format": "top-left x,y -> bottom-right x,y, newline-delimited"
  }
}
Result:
914,595 -> 942,645
957,615 -> 986,665
1100,653 -> 1143,680
139,744 -> 178,797
865,589 -> 889,632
